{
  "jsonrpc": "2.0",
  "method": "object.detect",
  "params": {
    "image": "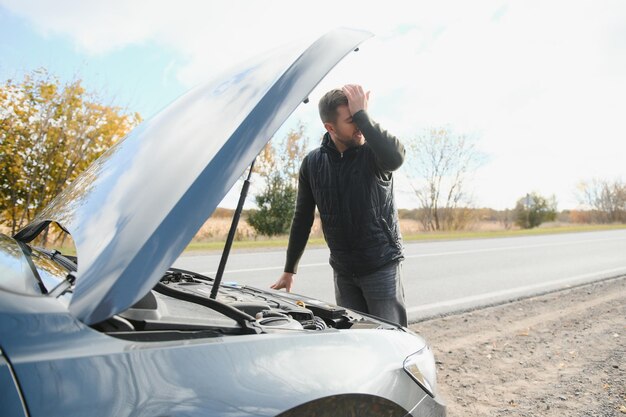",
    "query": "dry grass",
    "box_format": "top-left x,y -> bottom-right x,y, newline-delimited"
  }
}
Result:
190,217 -> 626,243
193,218 -> 425,242
193,217 -> 325,242
5,214 -> 625,254
194,218 -> 257,241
